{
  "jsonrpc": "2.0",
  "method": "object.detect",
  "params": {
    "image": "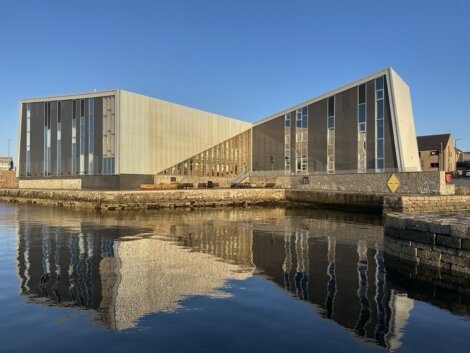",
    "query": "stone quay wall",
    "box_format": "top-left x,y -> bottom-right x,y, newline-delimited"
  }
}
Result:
384,195 -> 470,213
248,171 -> 454,195
384,211 -> 470,275
0,188 -> 286,210
285,190 -> 384,213
0,171 -> 18,189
